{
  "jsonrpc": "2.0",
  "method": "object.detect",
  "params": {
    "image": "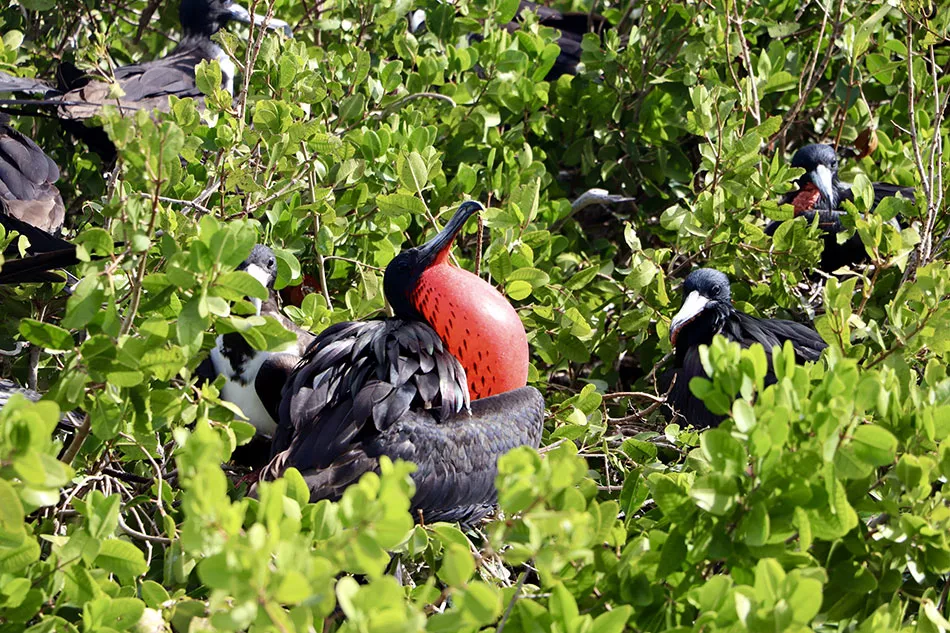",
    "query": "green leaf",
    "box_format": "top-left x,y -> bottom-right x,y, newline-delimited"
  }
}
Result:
94,539 -> 148,582
851,425 -> 897,467
140,580 -> 170,609
701,429 -> 746,478
506,280 -> 532,301
438,544 -> 475,587
0,479 -> 26,547
656,529 -> 687,578
549,583 -> 579,630
18,319 -> 73,351
376,193 -> 427,217
591,606 -> 634,633
400,151 -> 429,193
